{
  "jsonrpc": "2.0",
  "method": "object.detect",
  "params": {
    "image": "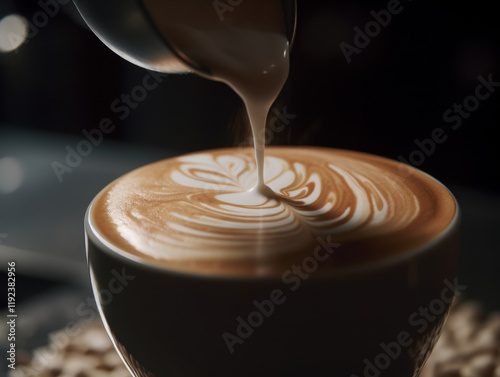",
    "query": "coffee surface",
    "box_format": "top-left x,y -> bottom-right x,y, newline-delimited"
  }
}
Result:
91,147 -> 457,277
